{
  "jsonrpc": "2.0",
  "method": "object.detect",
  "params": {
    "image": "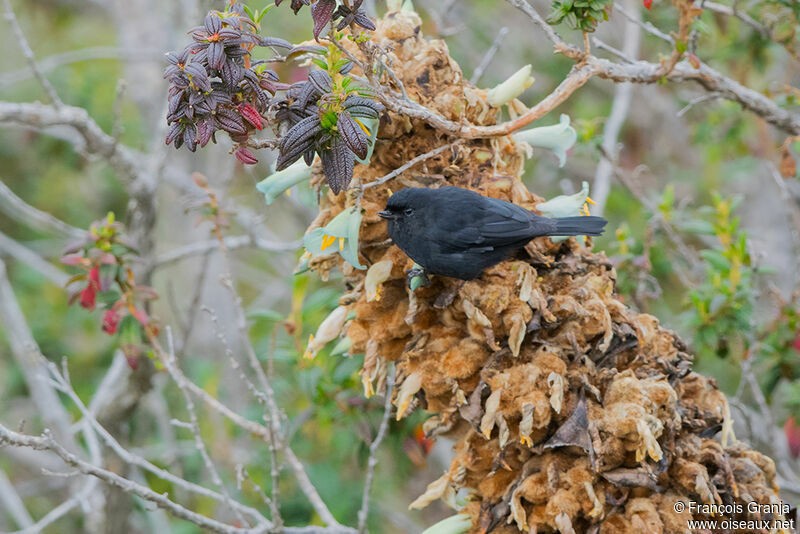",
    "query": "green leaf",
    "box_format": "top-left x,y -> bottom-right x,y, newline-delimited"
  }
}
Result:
248,309 -> 285,322
679,219 -> 716,235
701,249 -> 731,271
